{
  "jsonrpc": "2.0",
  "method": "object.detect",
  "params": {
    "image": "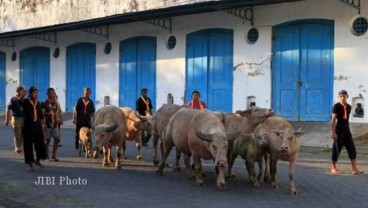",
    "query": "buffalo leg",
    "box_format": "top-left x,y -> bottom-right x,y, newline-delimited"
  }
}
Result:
174,149 -> 181,171
227,152 -> 237,179
245,160 -> 260,188
156,139 -> 174,175
102,146 -> 109,167
152,135 -> 159,165
269,159 -> 278,189
183,154 -> 194,178
115,146 -> 122,170
288,156 -> 297,195
263,154 -> 271,183
122,140 -> 127,160
193,155 -> 204,187
135,135 -> 142,160
257,158 -> 264,181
